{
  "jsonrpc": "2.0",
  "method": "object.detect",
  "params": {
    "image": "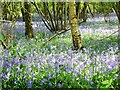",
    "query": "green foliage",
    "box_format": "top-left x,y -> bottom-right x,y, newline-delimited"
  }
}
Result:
1,2 -> 119,88
0,34 -> 5,41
